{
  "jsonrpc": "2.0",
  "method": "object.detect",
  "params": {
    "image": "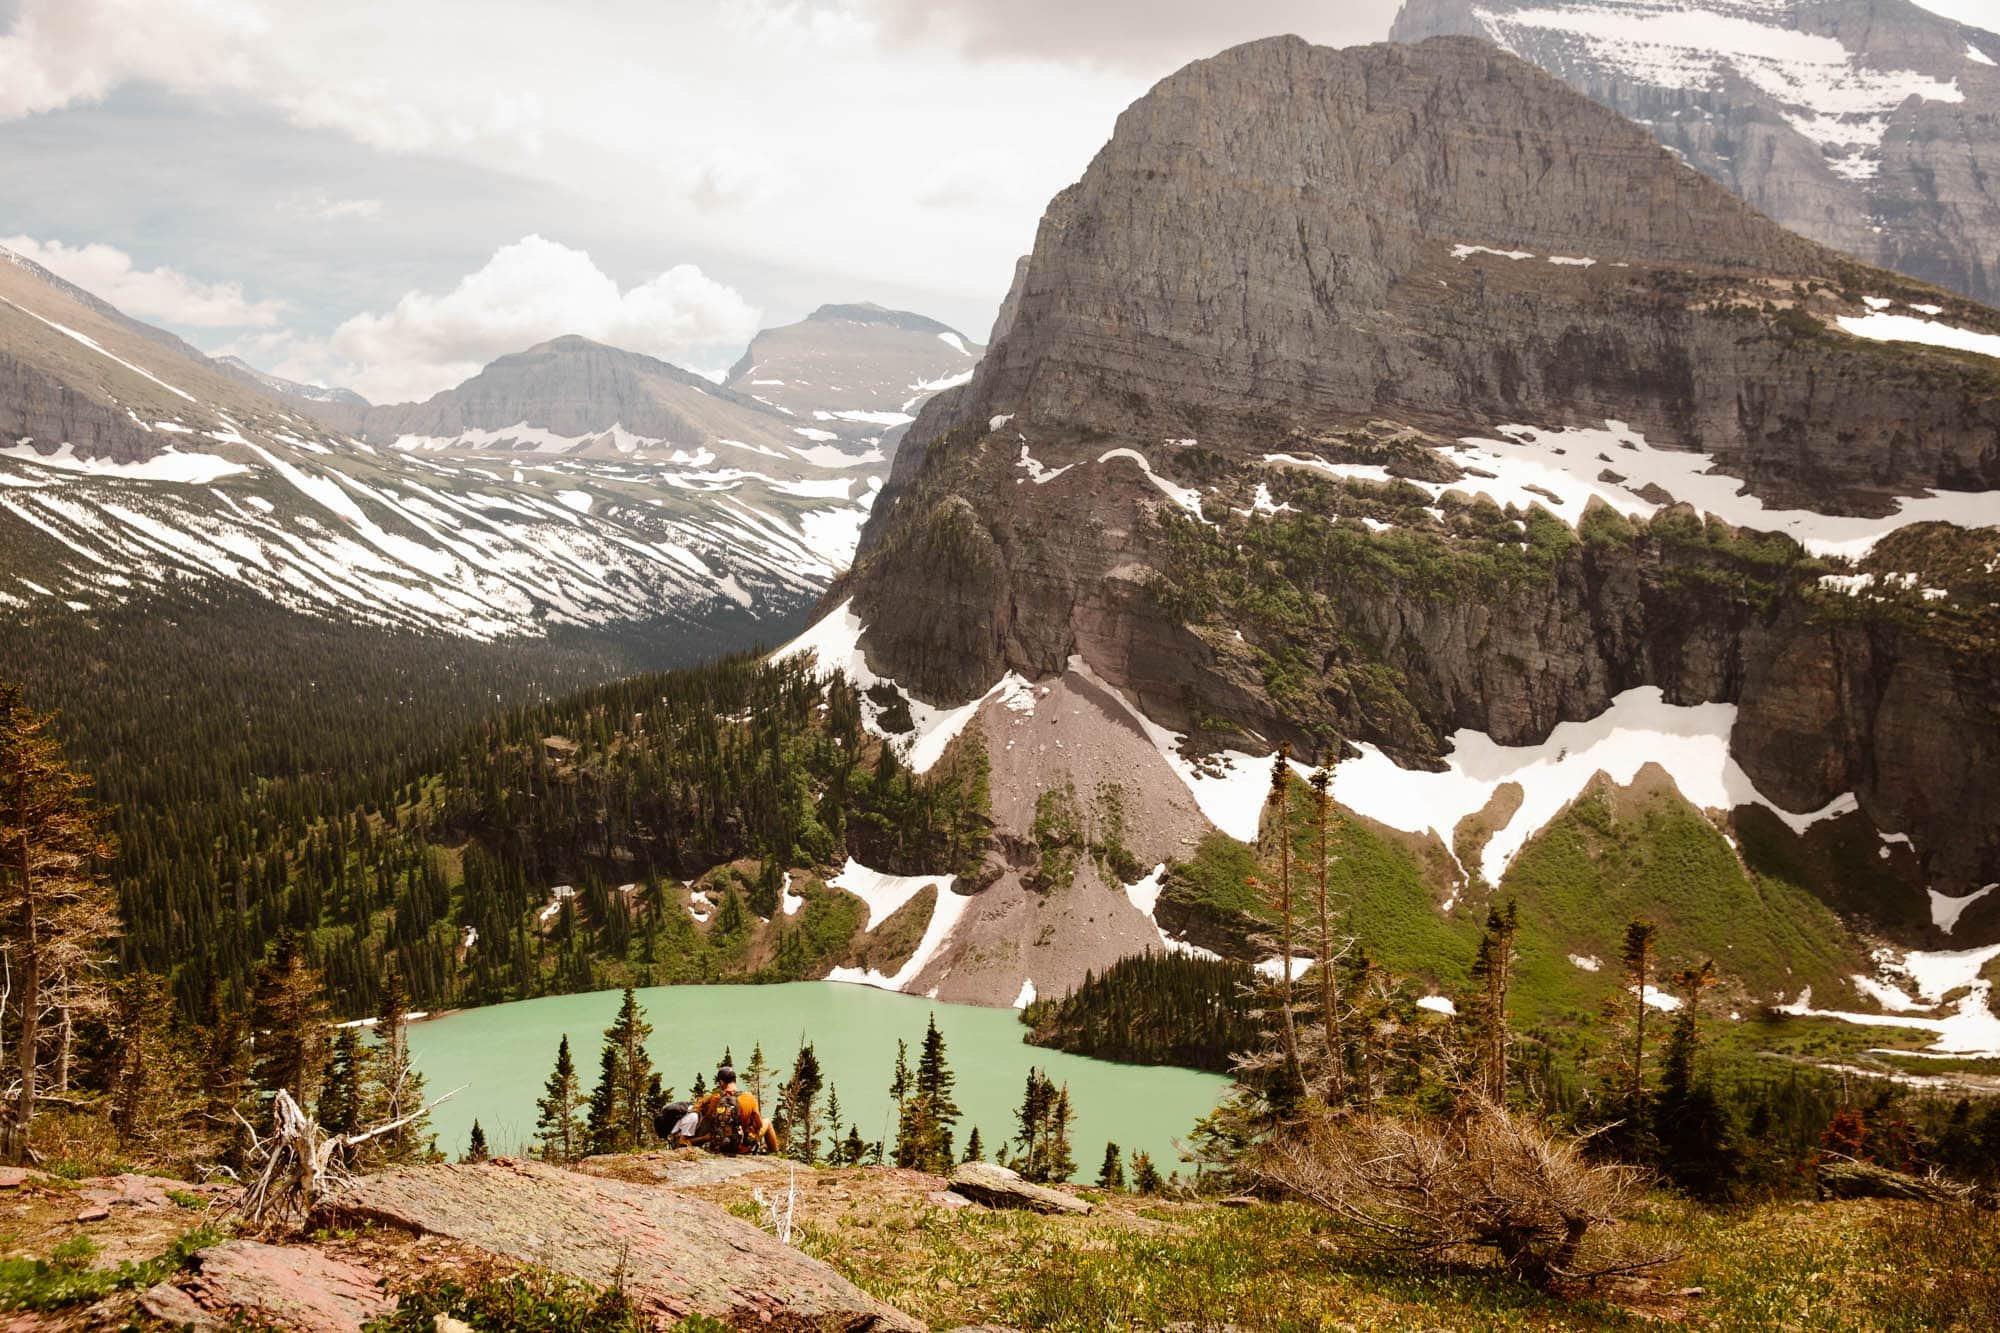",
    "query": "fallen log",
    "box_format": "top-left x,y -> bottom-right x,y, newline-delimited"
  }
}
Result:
1816,1160 -> 1978,1206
